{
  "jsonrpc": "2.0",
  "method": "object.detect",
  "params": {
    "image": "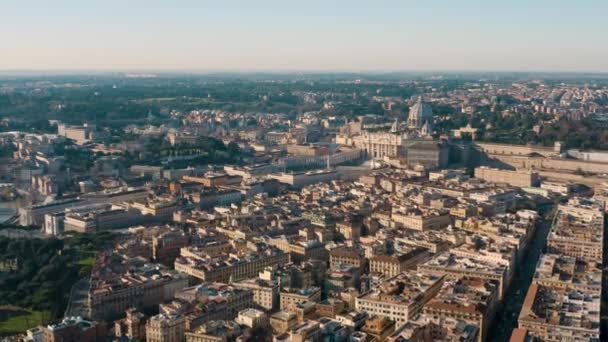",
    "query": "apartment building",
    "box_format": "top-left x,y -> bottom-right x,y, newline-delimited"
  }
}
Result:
391,209 -> 451,231
88,254 -> 188,321
232,278 -> 280,311
329,247 -> 367,273
355,272 -> 444,325
369,248 -> 429,278
145,314 -> 185,342
518,283 -> 600,341
174,247 -> 289,283
41,317 -> 107,342
423,277 -> 499,342
547,200 -> 604,261
280,287 -> 322,312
